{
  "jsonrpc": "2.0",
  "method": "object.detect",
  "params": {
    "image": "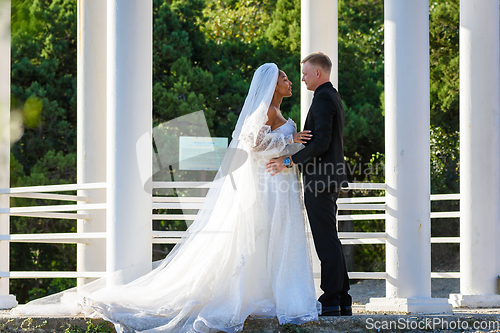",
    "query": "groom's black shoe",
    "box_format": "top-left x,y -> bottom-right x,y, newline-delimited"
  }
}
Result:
319,306 -> 341,317
319,305 -> 352,317
340,305 -> 352,316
